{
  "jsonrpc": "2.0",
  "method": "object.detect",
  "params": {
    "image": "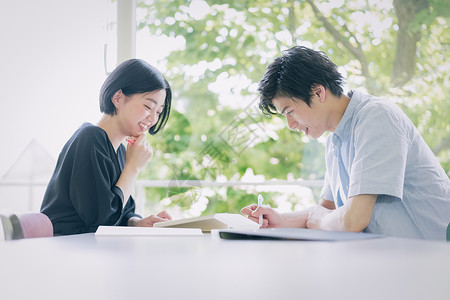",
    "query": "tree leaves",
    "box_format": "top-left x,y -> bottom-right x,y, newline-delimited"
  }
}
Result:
136,0 -> 449,216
